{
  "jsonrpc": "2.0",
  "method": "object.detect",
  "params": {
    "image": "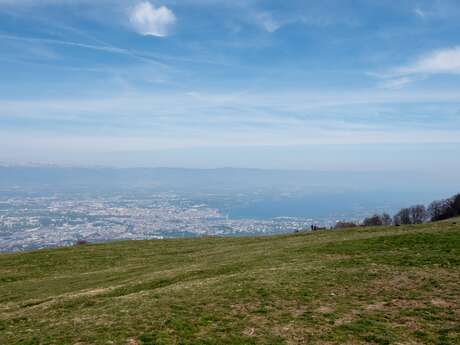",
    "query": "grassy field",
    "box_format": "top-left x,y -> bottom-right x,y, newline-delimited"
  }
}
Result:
0,219 -> 459,345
